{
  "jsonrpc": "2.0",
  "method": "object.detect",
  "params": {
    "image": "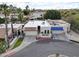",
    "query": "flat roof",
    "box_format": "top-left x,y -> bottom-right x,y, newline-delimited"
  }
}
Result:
47,19 -> 70,26
0,24 -> 23,28
24,20 -> 51,27
0,24 -> 23,39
